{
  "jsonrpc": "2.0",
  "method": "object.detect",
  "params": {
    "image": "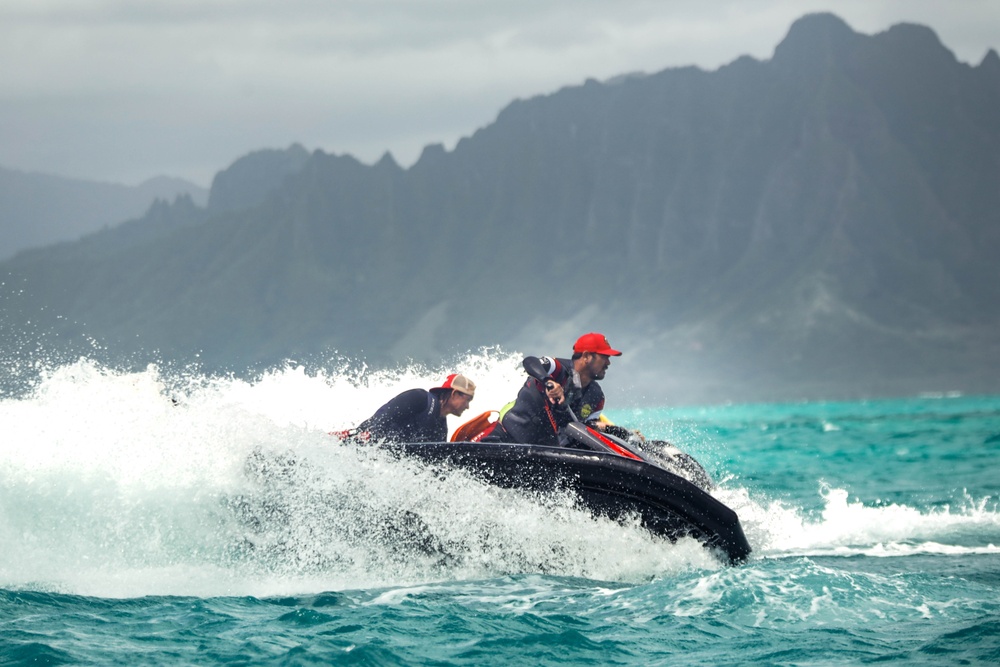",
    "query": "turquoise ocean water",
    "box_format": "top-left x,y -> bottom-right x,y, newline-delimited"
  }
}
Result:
2,356 -> 998,665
